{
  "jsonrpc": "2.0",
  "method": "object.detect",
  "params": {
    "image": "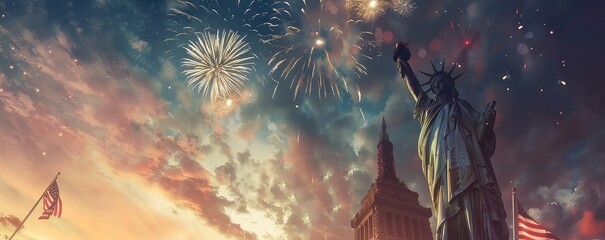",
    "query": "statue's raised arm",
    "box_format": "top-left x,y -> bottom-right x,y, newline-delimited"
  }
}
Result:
393,41 -> 422,102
